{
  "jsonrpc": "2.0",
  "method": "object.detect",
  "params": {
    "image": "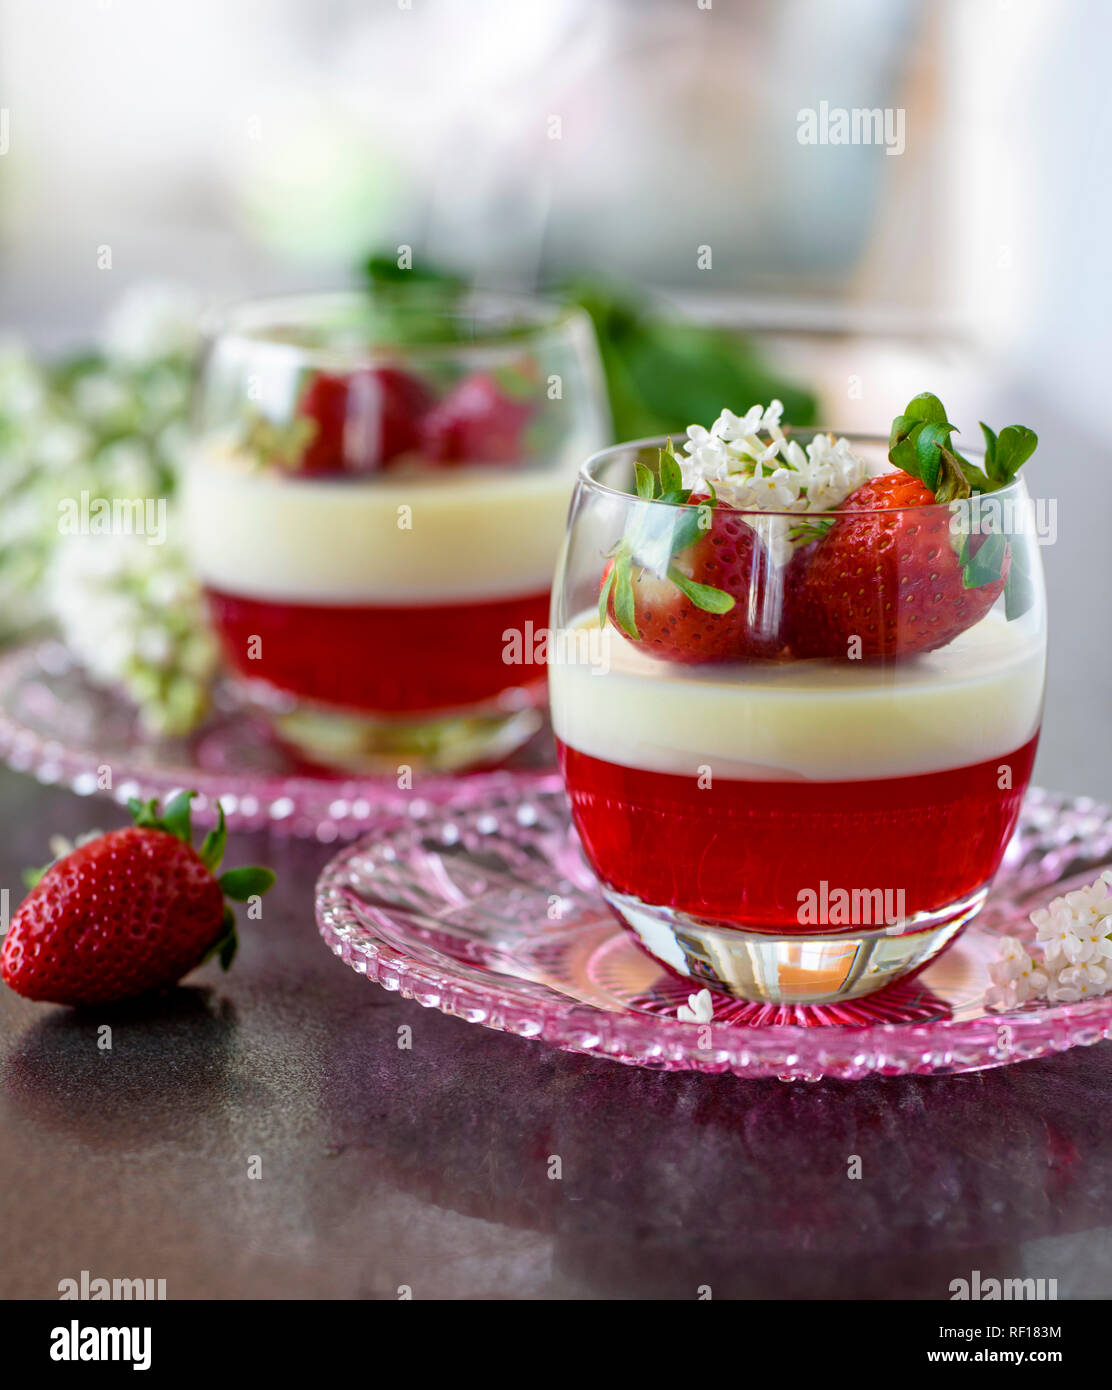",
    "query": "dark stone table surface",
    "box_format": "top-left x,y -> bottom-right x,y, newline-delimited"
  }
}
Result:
1,764 -> 1110,1300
